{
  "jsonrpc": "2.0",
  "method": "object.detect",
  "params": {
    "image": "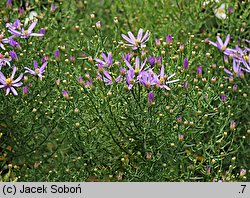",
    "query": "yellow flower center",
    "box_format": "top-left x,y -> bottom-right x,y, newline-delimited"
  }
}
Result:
24,30 -> 29,35
6,78 -> 12,86
135,39 -> 141,46
135,68 -> 140,74
129,78 -> 134,84
217,8 -> 224,14
35,68 -> 40,74
145,81 -> 150,88
221,45 -> 226,51
160,77 -> 164,84
244,55 -> 249,61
